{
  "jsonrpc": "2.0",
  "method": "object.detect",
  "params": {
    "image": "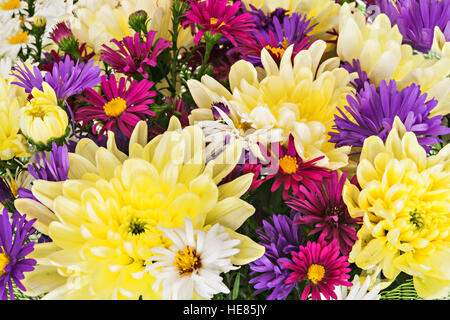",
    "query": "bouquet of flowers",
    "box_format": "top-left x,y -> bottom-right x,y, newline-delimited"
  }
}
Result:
0,0 -> 449,301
